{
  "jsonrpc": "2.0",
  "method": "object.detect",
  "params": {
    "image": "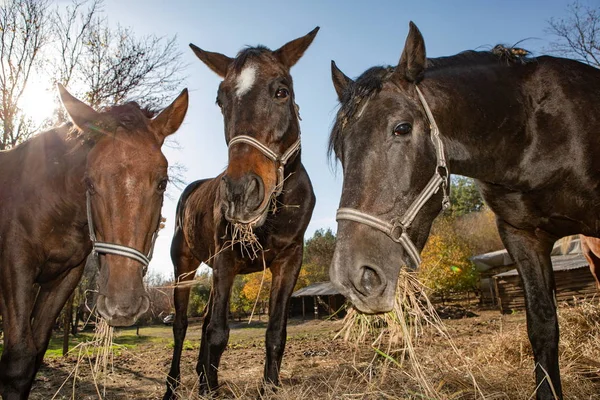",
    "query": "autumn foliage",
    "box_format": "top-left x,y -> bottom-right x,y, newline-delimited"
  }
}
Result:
419,216 -> 479,299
